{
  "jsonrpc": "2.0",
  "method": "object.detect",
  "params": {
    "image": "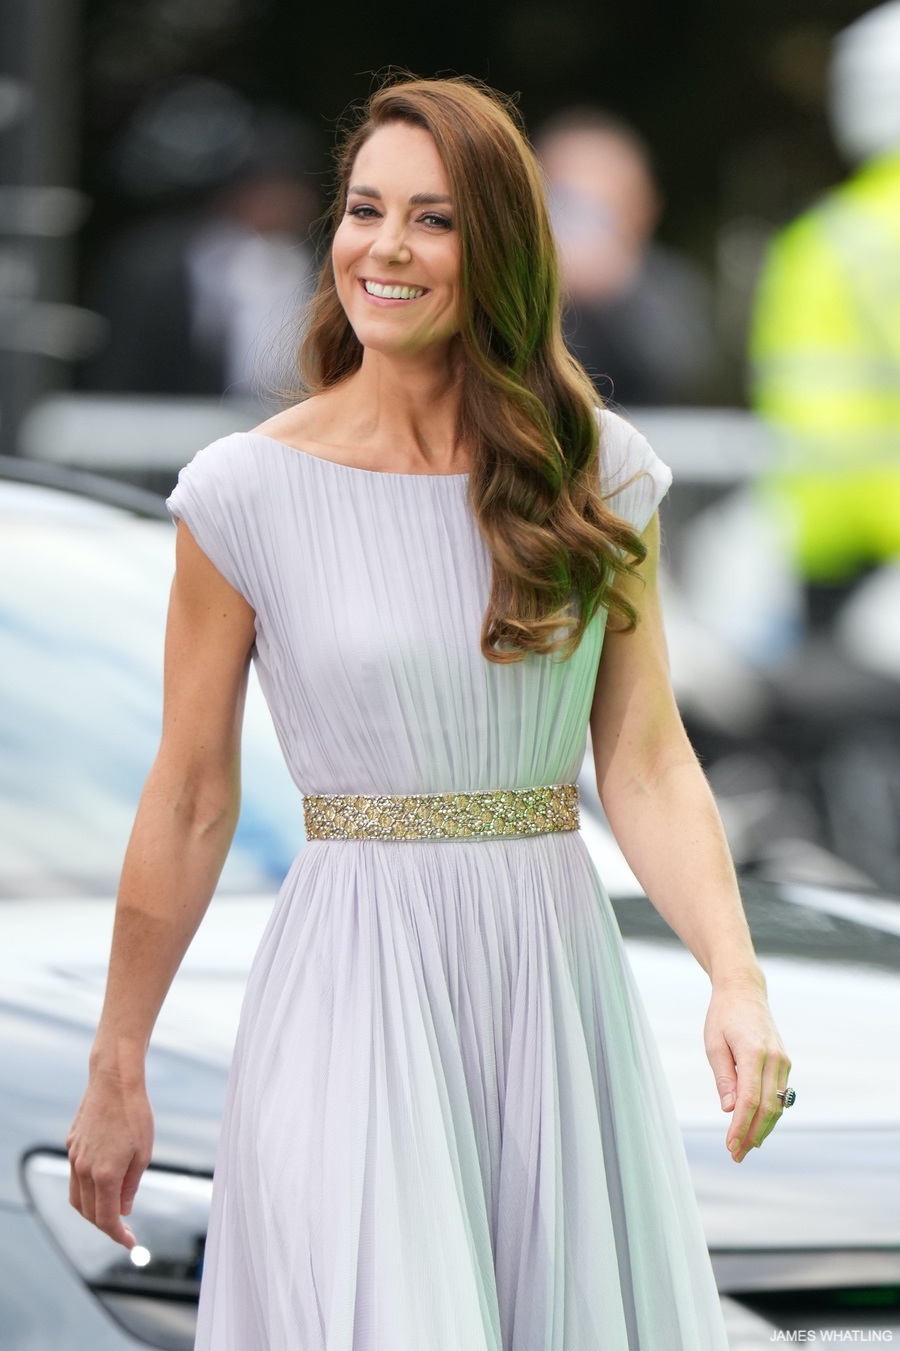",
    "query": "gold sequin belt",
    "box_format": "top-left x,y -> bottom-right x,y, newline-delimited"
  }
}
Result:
302,783 -> 580,842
